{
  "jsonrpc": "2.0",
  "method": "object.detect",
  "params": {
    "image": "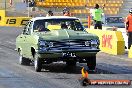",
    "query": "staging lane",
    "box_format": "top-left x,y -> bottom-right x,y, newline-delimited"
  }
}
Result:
0,26 -> 132,88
